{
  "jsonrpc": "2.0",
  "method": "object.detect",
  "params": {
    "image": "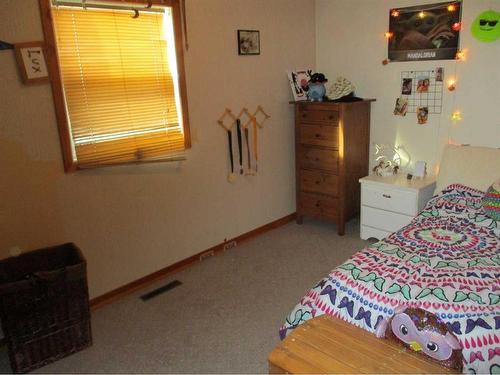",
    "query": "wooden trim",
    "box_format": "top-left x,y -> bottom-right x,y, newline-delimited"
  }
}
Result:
39,0 -> 76,172
294,104 -> 303,225
38,0 -> 191,173
171,0 -> 191,148
289,99 -> 376,105
94,0 -> 179,6
90,213 -> 296,310
337,104 -> 346,235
